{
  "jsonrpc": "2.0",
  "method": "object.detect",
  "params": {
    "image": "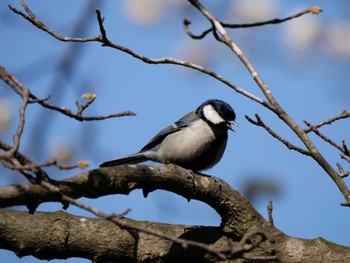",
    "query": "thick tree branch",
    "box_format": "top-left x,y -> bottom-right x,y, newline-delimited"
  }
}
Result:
1,139 -> 275,260
35,176 -> 242,260
0,165 -> 269,237
0,165 -> 278,261
0,209 -> 349,262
